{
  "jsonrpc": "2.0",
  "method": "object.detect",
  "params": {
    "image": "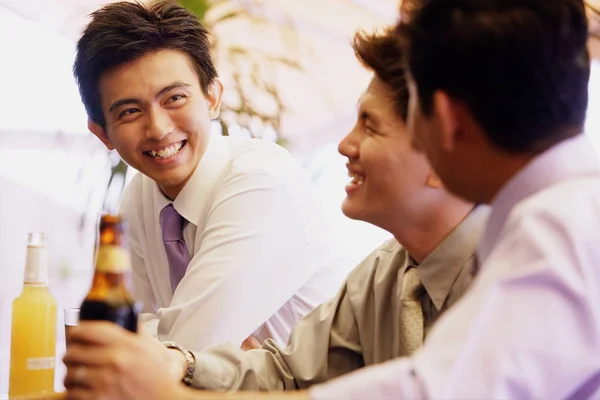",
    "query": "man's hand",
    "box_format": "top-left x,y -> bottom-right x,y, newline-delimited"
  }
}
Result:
63,322 -> 310,400
241,336 -> 262,351
165,345 -> 189,380
63,321 -> 184,400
